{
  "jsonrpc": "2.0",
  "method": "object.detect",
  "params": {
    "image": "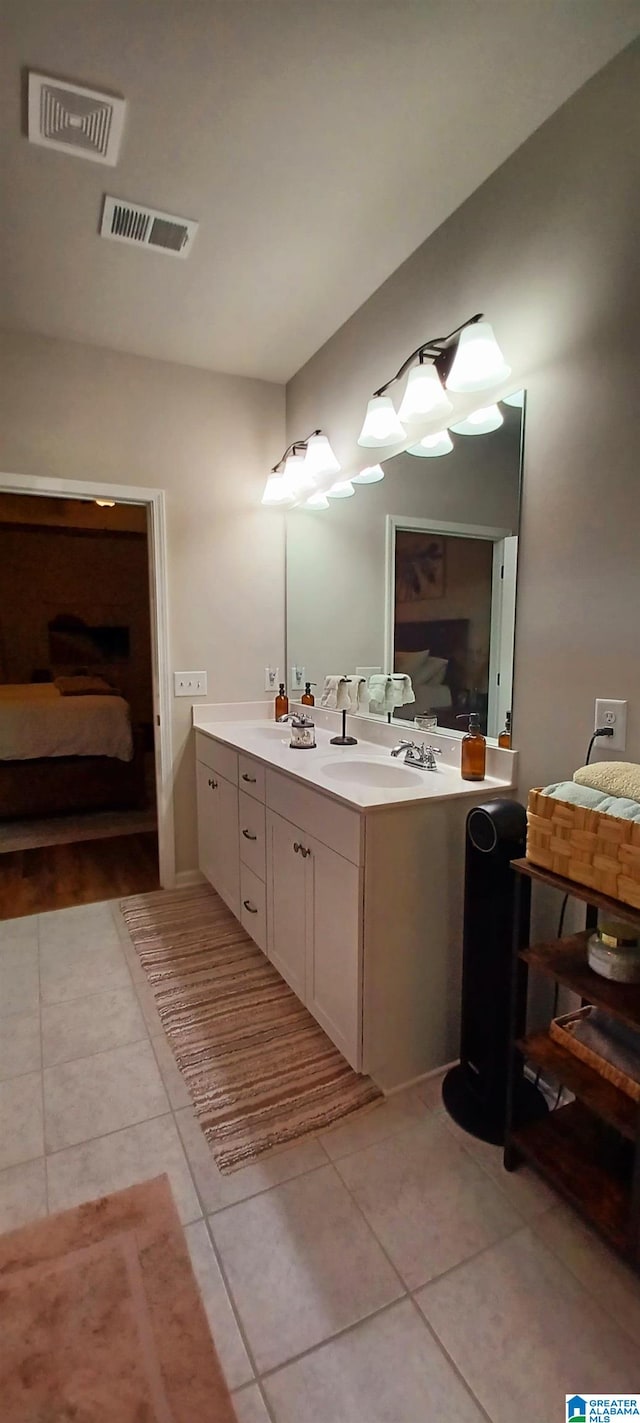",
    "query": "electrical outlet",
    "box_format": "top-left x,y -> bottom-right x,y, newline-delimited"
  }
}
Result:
594,698 -> 627,752
174,671 -> 207,697
291,664 -> 305,693
264,665 -> 279,693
